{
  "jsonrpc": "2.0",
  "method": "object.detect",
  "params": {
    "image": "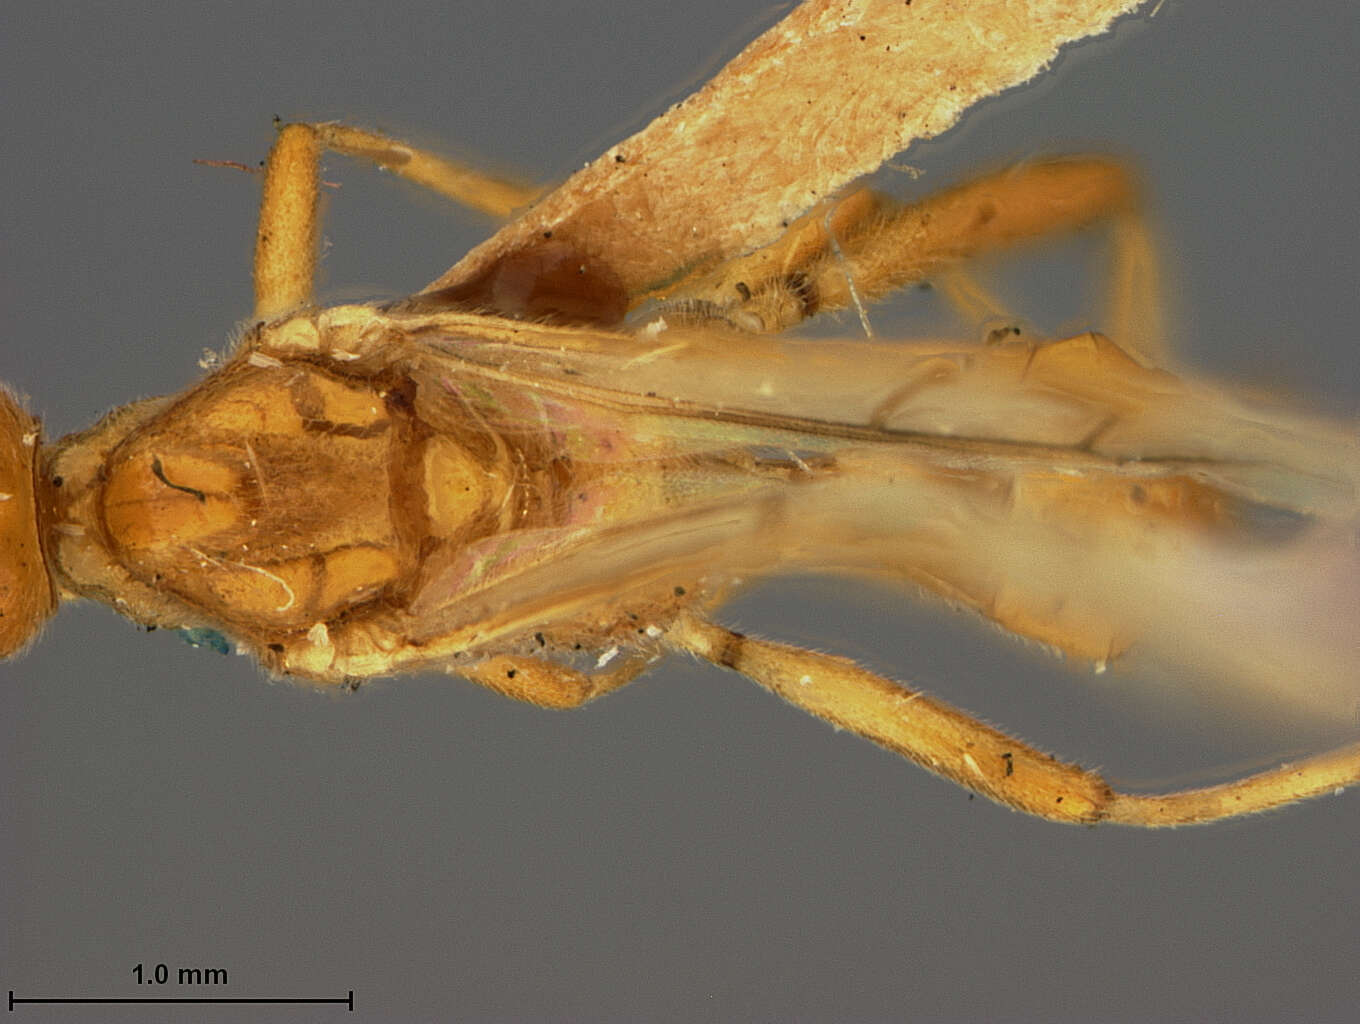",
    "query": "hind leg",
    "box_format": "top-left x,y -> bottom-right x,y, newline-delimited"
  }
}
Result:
668,613 -> 1360,827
